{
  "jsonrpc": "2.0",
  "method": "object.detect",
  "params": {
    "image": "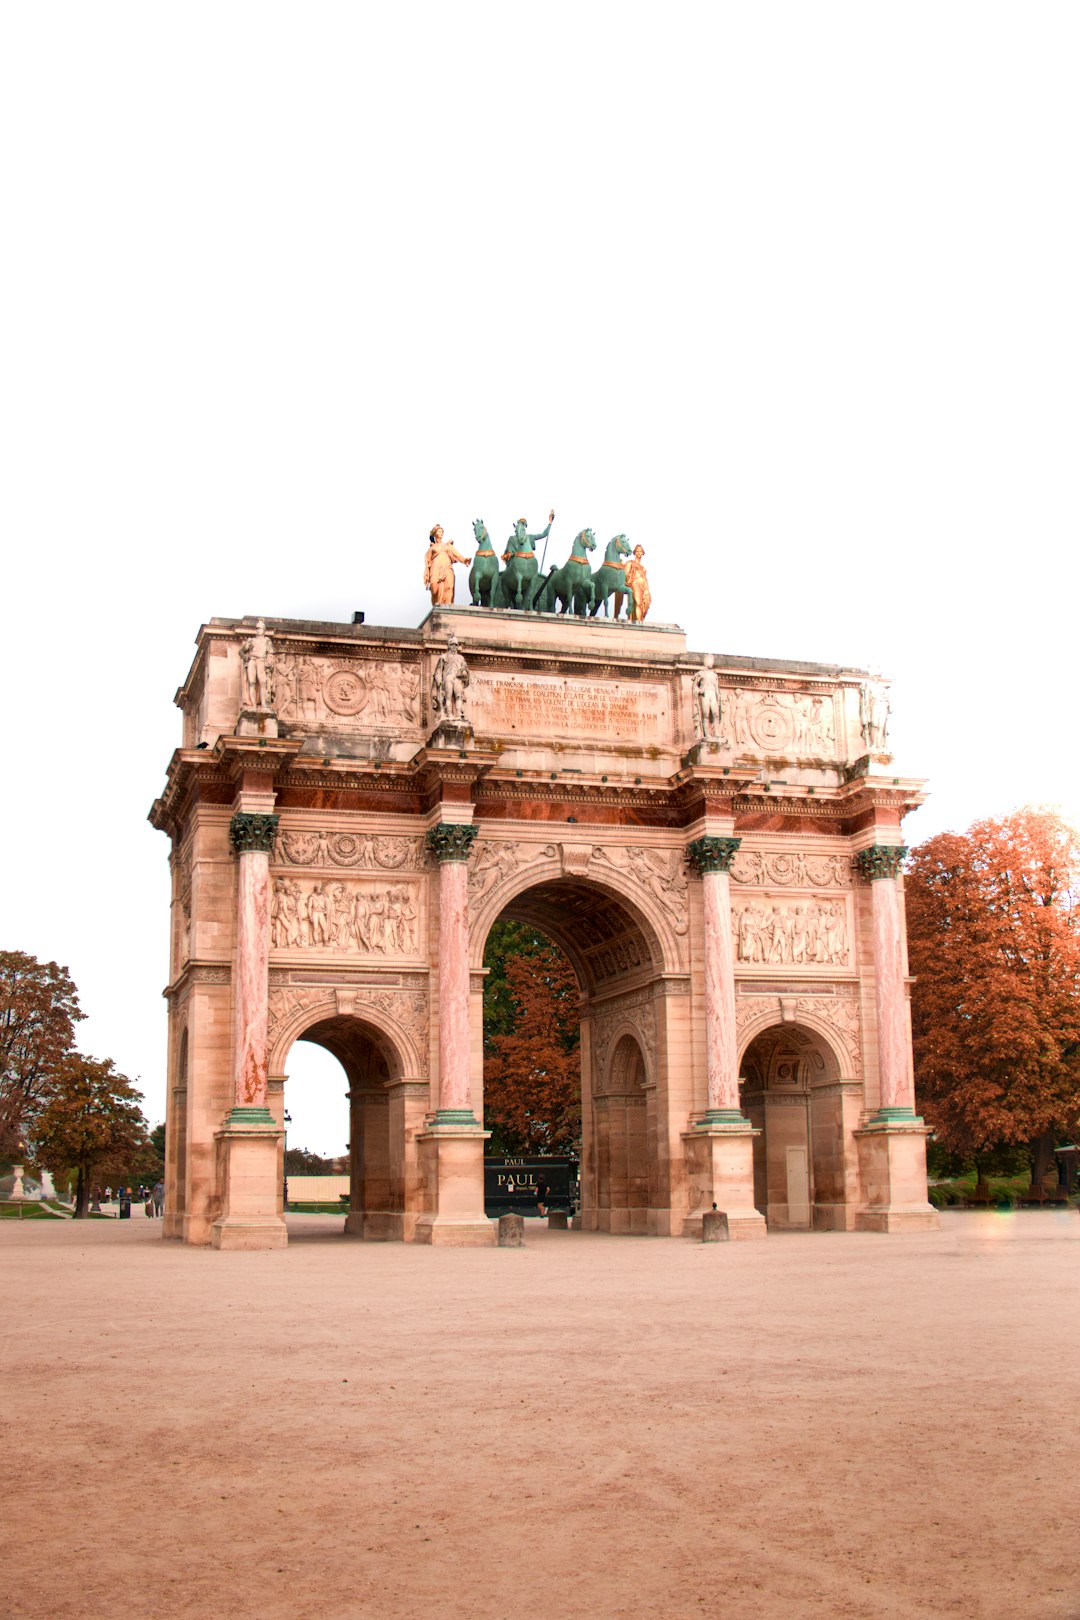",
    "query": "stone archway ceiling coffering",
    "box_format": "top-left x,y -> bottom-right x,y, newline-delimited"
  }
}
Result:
499,878 -> 656,991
